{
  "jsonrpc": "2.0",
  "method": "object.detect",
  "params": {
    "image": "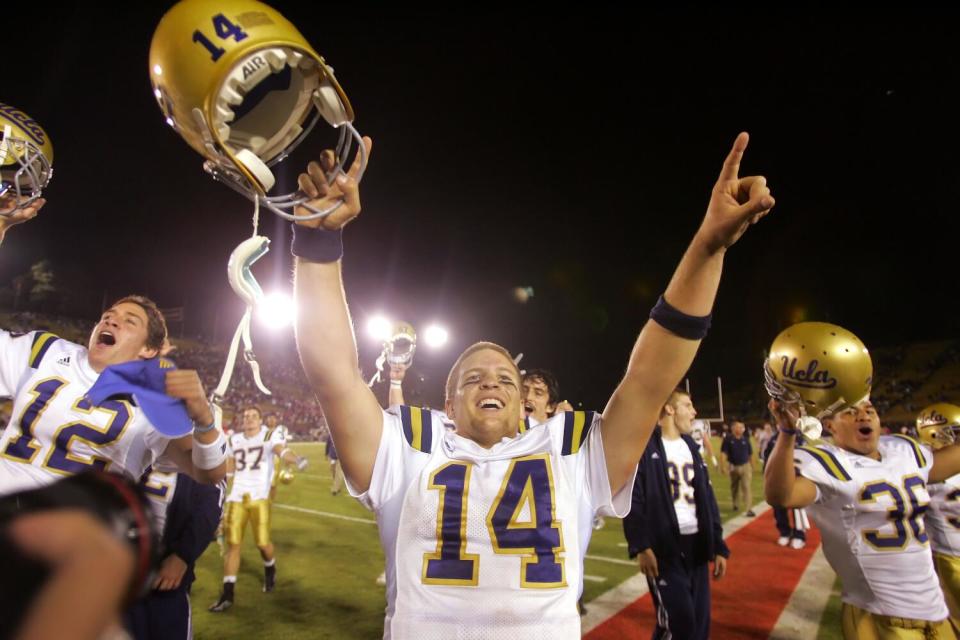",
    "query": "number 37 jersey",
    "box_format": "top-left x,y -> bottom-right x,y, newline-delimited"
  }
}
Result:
226,426 -> 284,503
0,330 -> 171,495
350,406 -> 633,640
796,435 -> 948,621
